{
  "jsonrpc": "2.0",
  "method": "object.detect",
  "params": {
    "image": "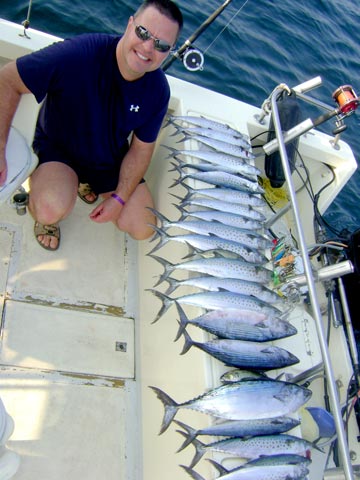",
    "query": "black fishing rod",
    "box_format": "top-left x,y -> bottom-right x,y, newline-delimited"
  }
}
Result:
162,0 -> 233,72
